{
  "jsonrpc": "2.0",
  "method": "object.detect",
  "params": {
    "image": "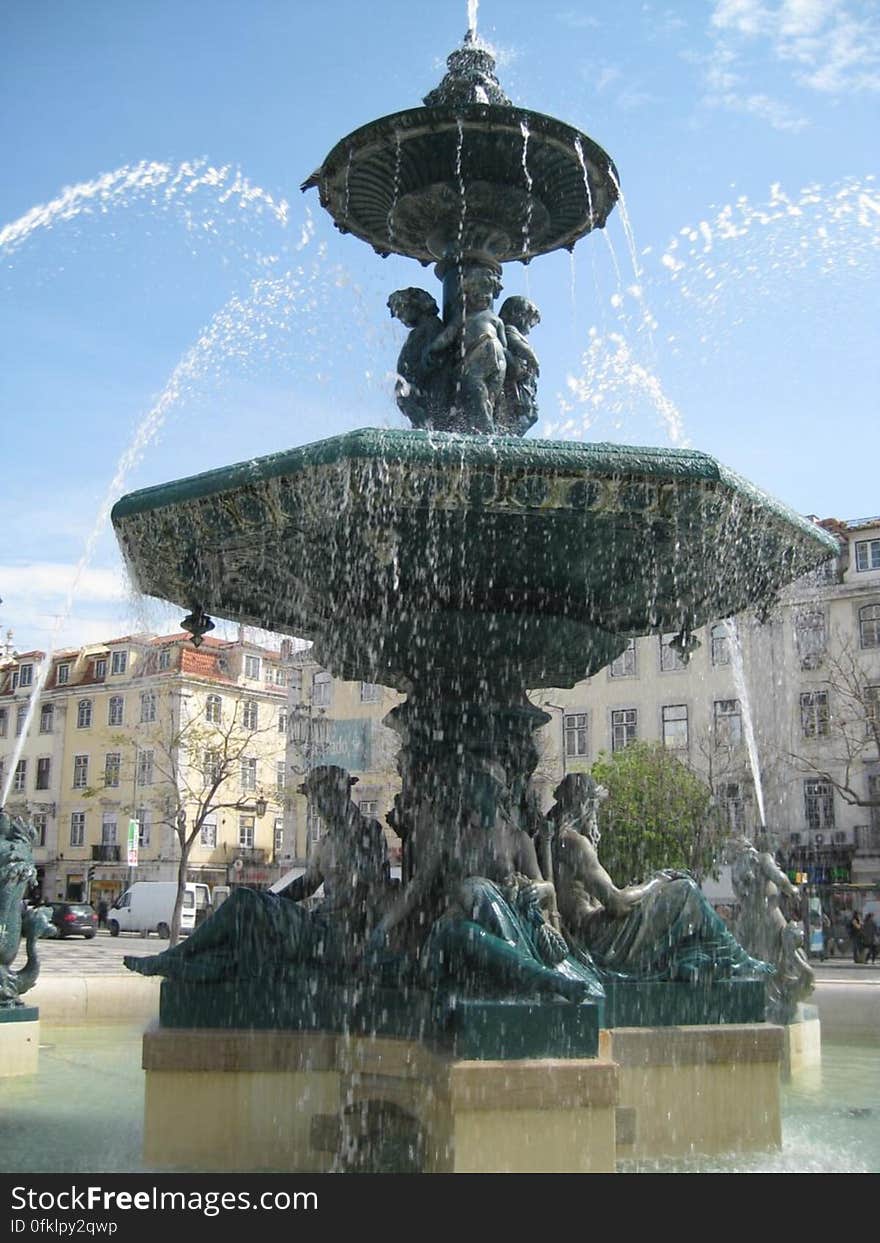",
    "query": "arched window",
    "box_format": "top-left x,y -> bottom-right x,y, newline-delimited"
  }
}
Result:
77,699 -> 93,729
242,700 -> 259,730
205,694 -> 222,724
312,671 -> 332,706
860,604 -> 880,650
710,623 -> 730,666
